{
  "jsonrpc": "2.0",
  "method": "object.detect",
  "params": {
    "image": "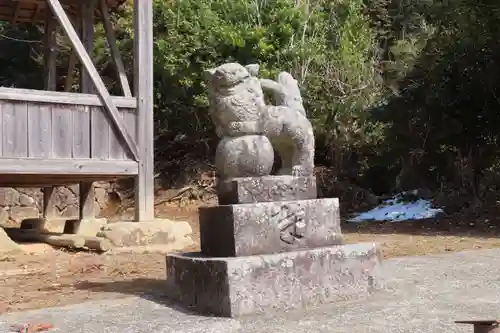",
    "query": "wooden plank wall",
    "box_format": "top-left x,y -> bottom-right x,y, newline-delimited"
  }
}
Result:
0,101 -> 136,160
